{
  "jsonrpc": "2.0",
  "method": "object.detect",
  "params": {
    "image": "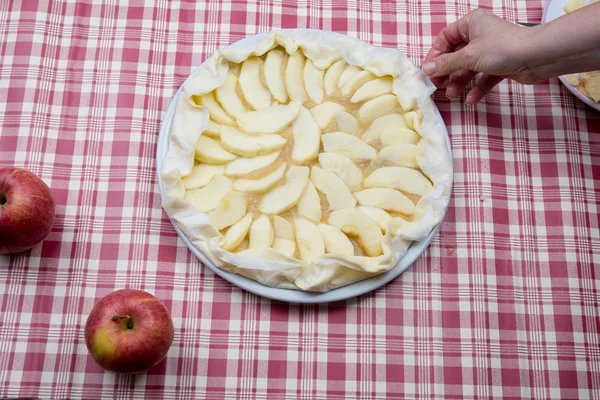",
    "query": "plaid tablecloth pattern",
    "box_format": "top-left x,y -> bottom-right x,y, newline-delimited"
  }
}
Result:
1,0 -> 599,399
